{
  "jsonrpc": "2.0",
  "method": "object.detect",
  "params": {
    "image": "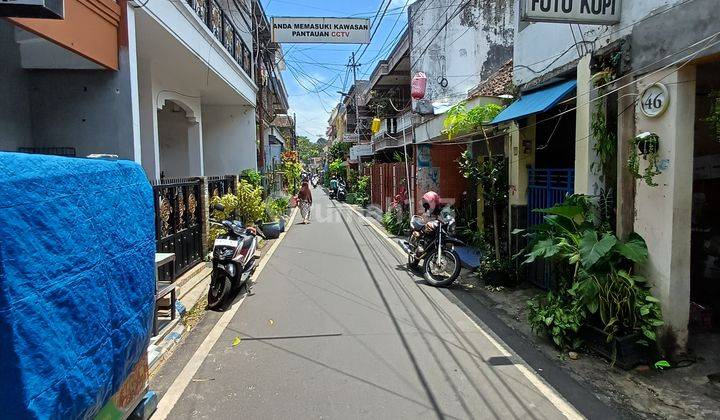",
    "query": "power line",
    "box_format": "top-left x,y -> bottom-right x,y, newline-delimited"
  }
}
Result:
429,32 -> 720,150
